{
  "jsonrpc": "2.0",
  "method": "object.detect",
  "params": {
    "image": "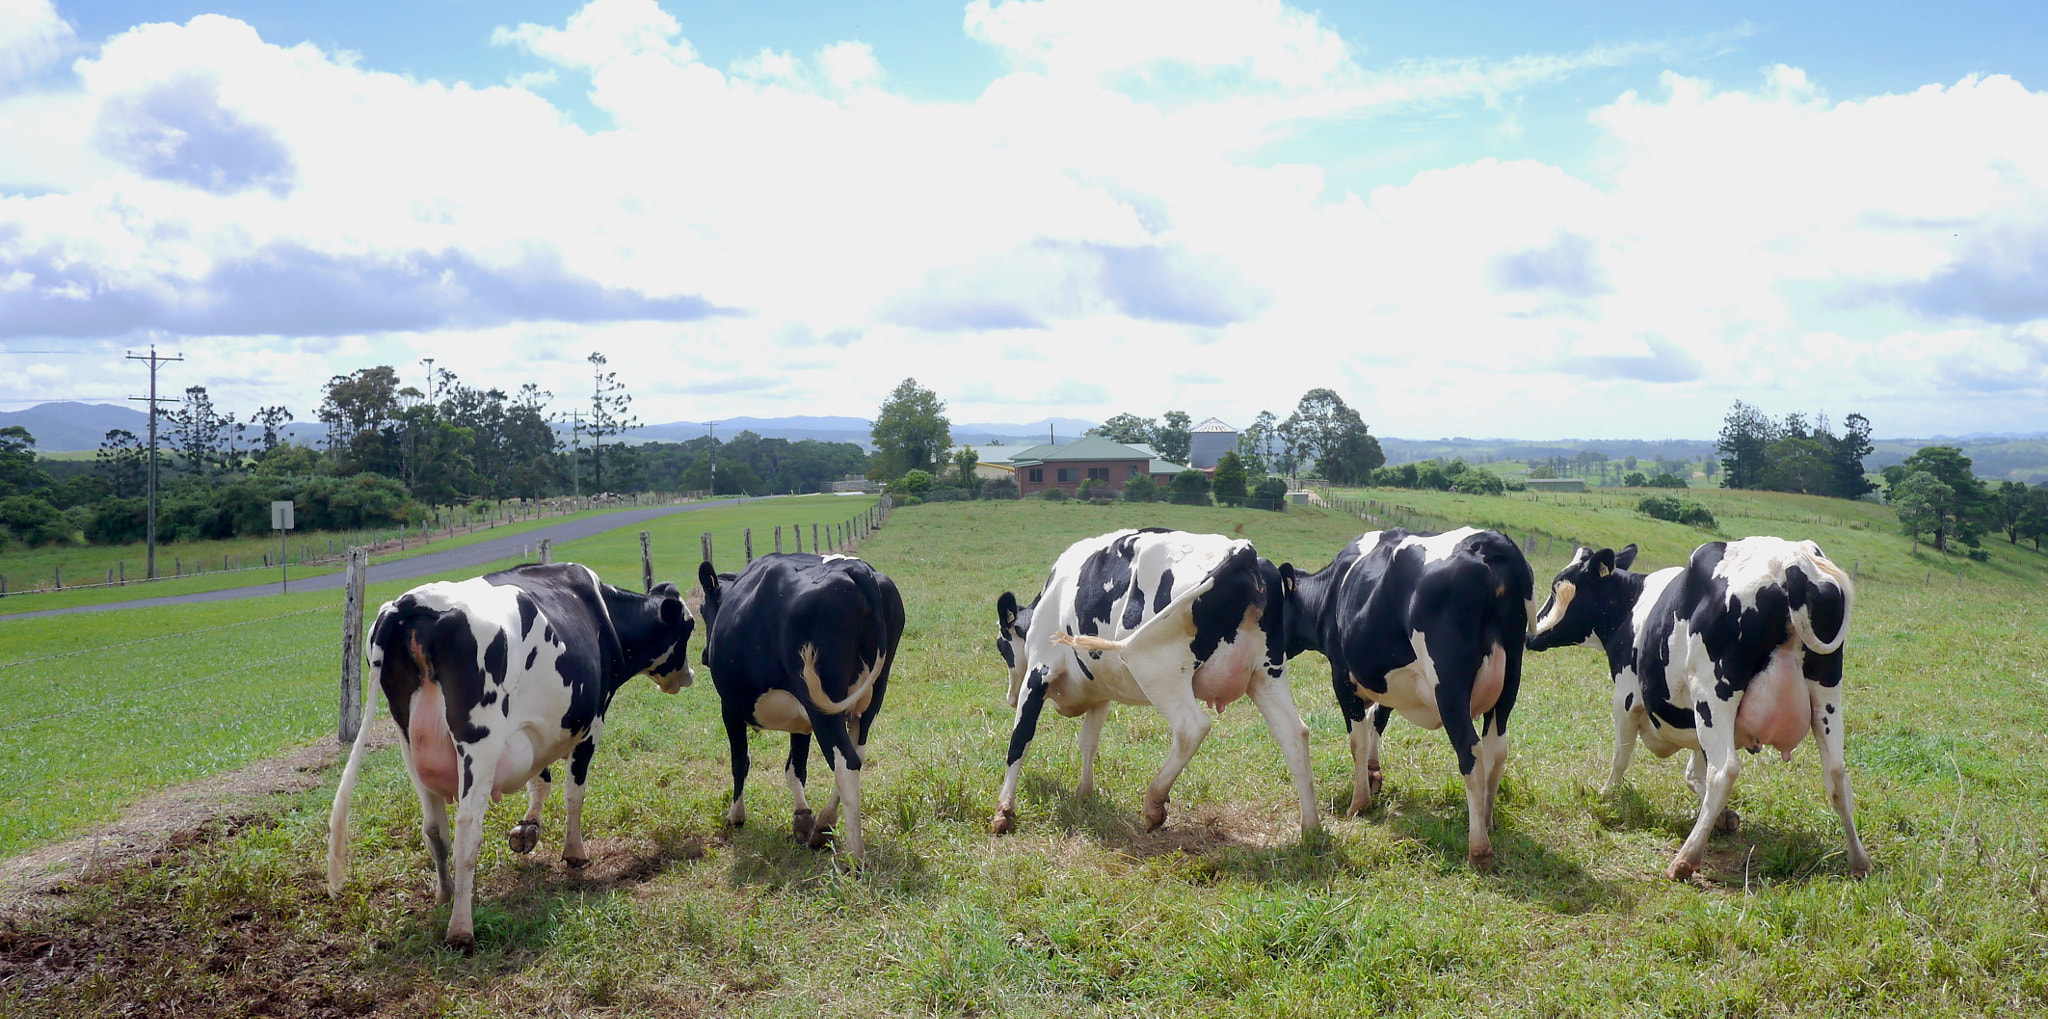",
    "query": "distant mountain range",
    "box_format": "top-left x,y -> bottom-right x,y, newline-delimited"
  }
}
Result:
7,402 -> 2043,482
